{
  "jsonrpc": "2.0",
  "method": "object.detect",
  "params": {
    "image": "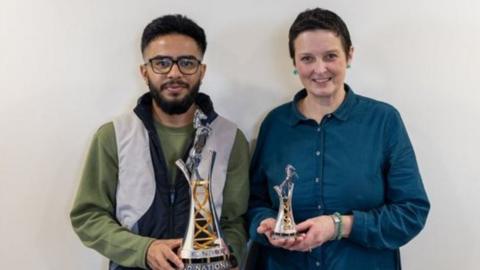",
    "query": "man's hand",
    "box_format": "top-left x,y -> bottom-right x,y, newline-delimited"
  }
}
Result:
257,218 -> 305,250
146,239 -> 183,270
